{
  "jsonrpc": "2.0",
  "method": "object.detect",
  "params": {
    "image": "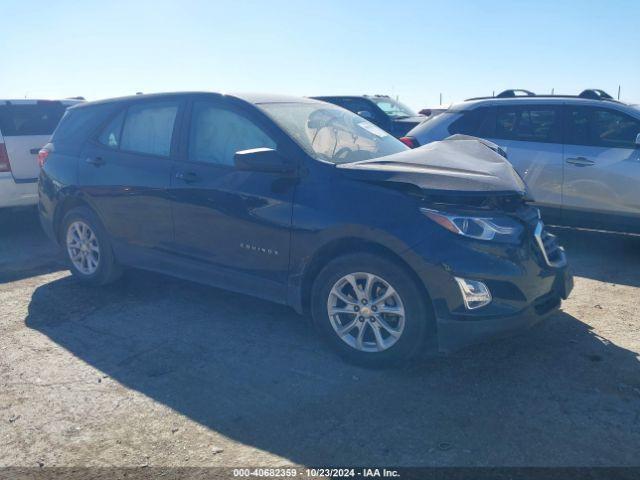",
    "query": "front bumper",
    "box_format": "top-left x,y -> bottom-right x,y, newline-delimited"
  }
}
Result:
401,221 -> 574,353
437,267 -> 572,352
